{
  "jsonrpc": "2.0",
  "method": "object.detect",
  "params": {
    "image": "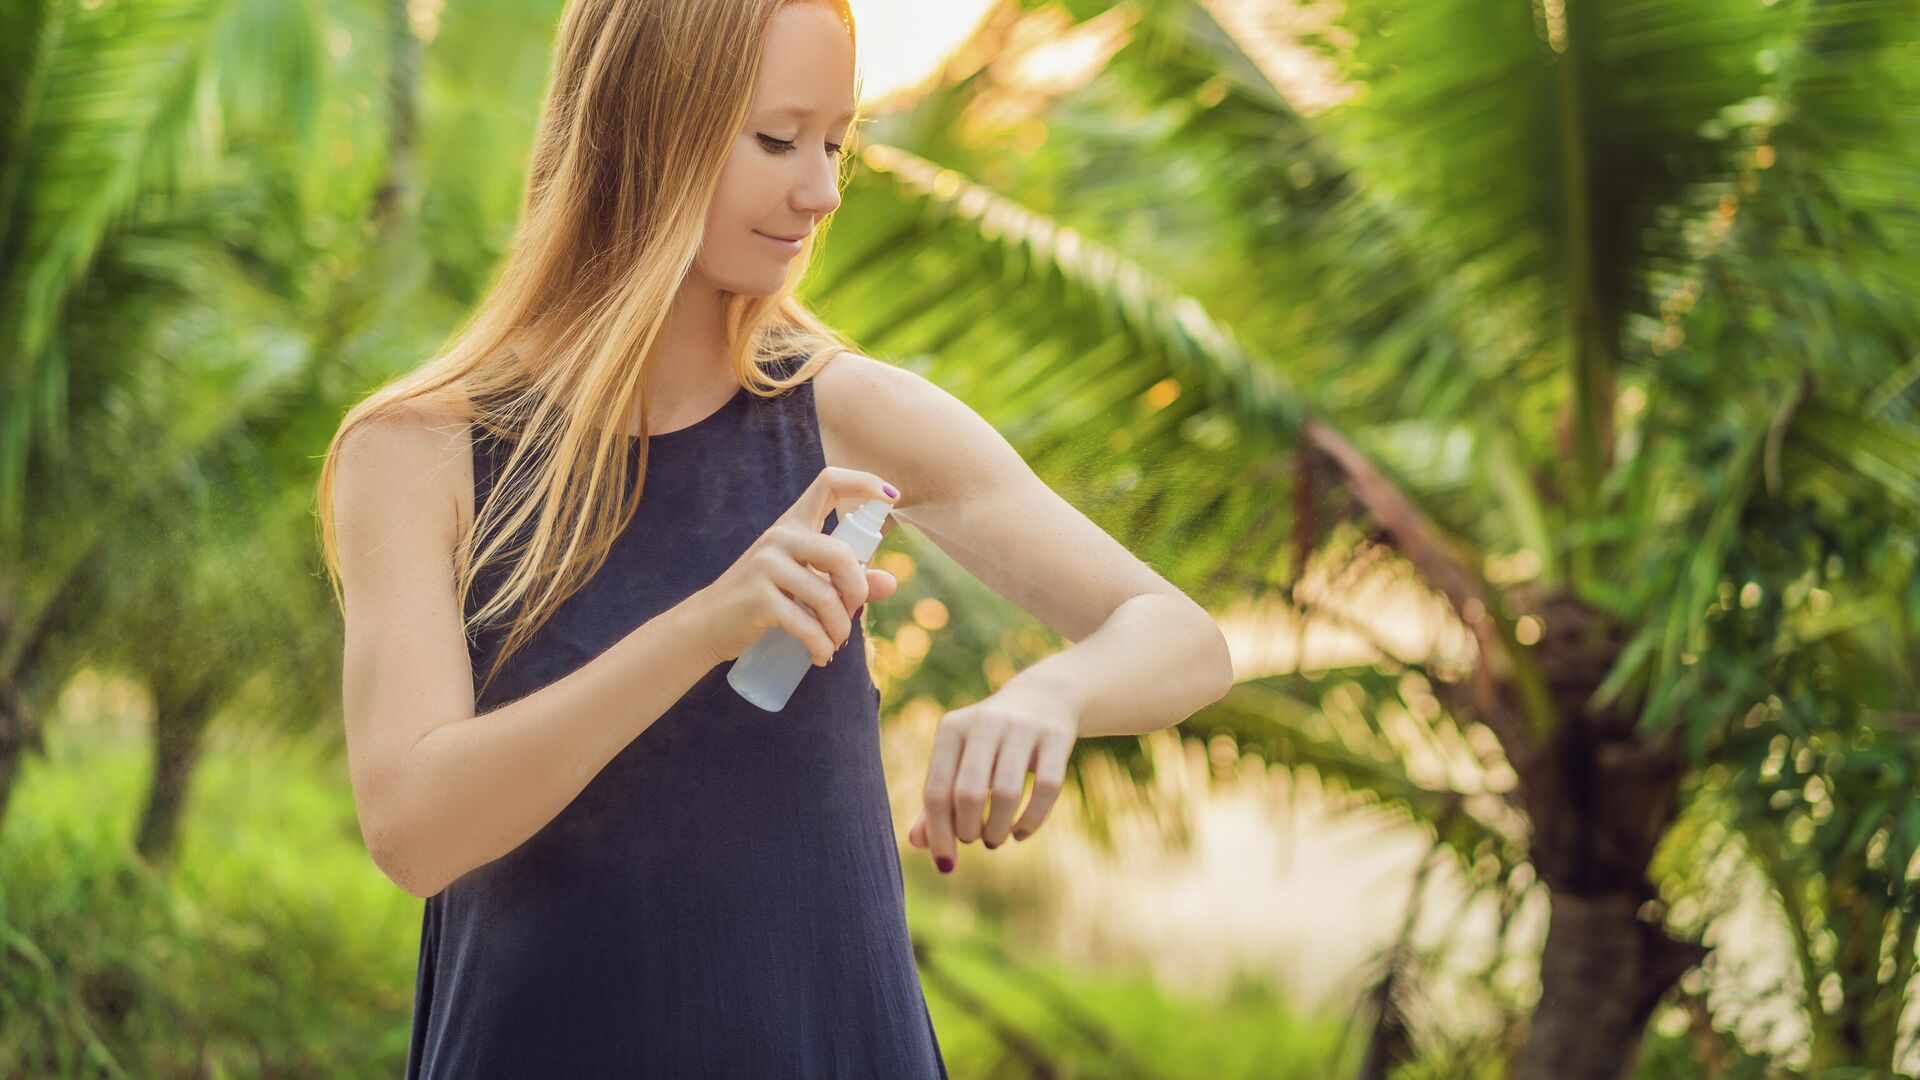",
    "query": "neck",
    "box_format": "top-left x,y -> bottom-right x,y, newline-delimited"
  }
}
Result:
507,282 -> 741,434
647,281 -> 734,394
